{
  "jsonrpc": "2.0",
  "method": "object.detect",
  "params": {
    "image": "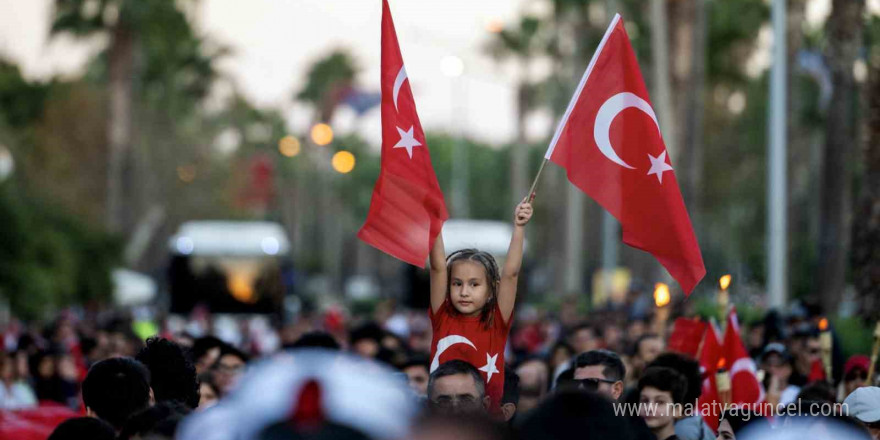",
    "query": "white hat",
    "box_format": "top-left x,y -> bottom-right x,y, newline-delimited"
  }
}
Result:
843,386 -> 880,423
176,349 -> 418,440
